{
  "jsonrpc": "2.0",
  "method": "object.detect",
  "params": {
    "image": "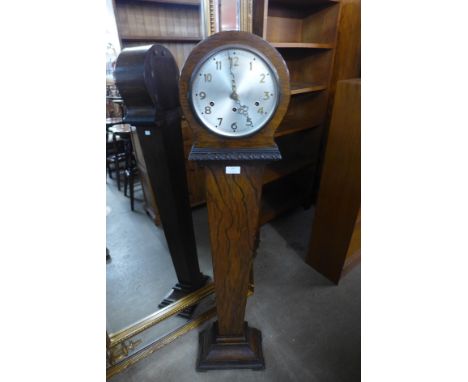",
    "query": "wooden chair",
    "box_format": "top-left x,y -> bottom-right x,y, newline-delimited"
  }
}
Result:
124,165 -> 139,211
106,133 -> 126,190
107,124 -> 133,191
